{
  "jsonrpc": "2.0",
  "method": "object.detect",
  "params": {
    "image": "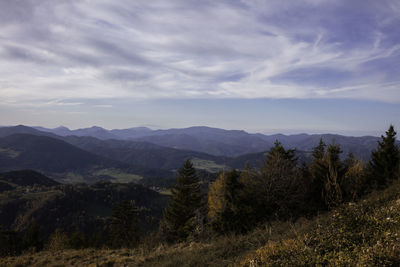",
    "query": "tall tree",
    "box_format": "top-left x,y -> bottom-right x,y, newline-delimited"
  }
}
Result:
162,159 -> 202,242
312,138 -> 326,160
208,169 -> 245,234
342,156 -> 366,202
323,144 -> 345,208
109,200 -> 139,248
369,125 -> 400,188
23,220 -> 42,252
265,140 -> 297,163
308,139 -> 327,209
241,141 -> 302,223
311,143 -> 345,209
